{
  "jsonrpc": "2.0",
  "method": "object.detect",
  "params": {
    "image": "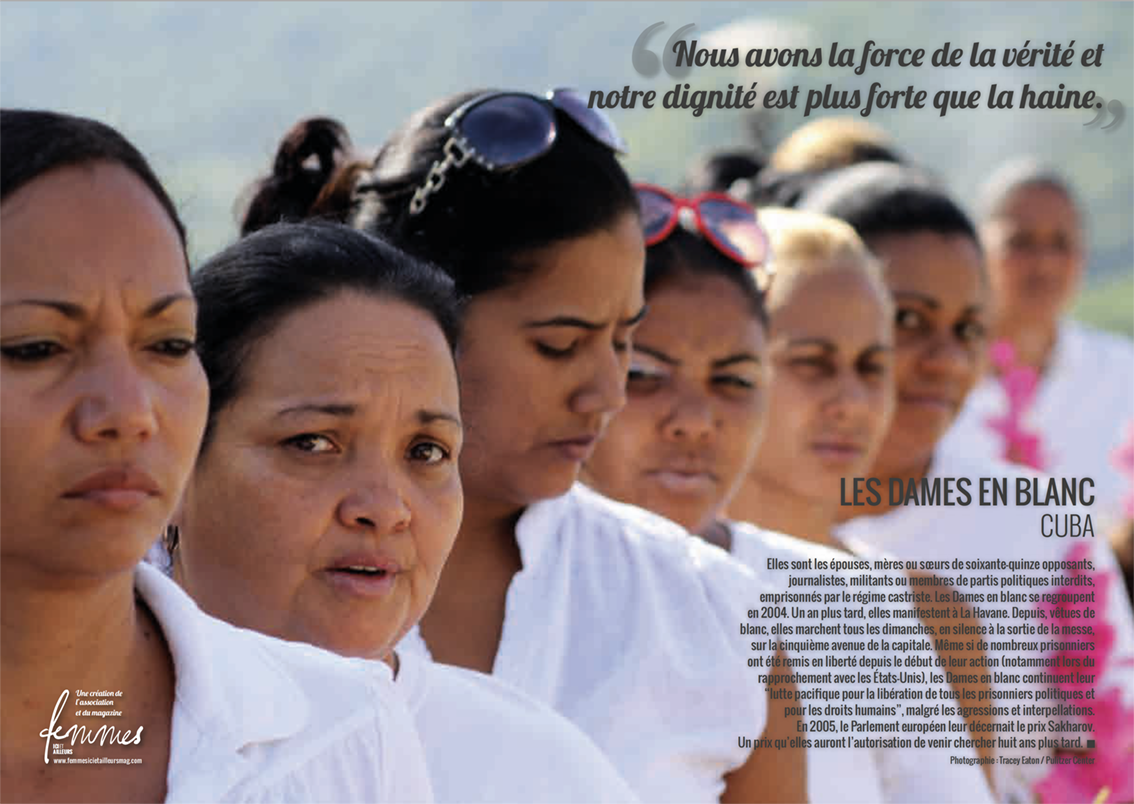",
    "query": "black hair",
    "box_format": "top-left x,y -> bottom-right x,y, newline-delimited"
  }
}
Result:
238,117 -> 365,235
191,221 -> 460,451
1,108 -> 188,257
681,149 -> 766,196
743,166 -> 835,210
645,227 -> 768,328
797,161 -> 980,249
239,91 -> 640,297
